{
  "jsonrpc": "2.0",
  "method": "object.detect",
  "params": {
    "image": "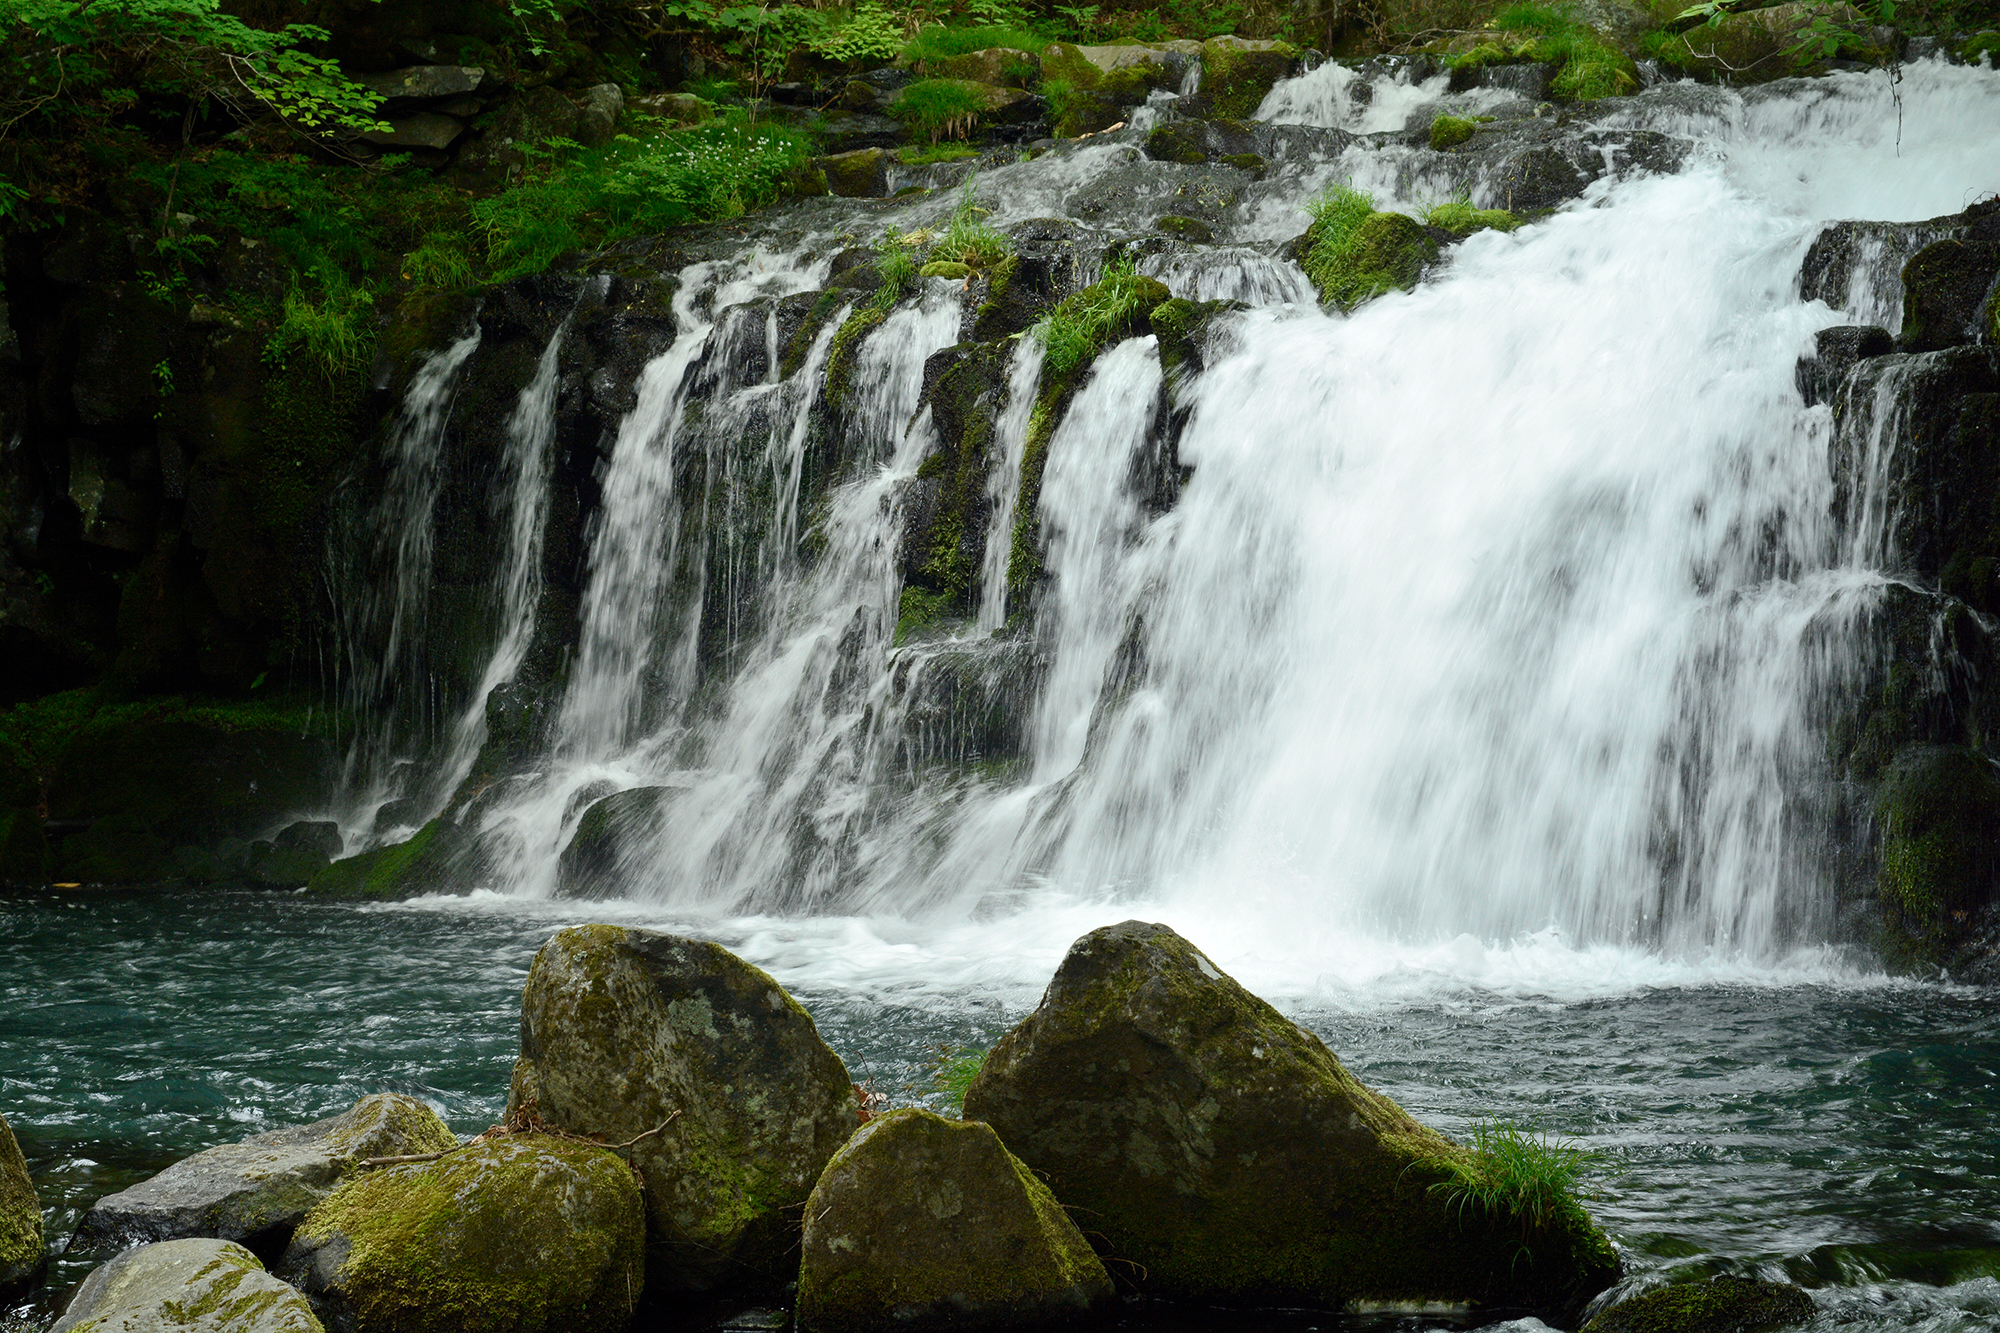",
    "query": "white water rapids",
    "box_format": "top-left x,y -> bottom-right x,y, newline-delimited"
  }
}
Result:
345,59 -> 2000,1005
